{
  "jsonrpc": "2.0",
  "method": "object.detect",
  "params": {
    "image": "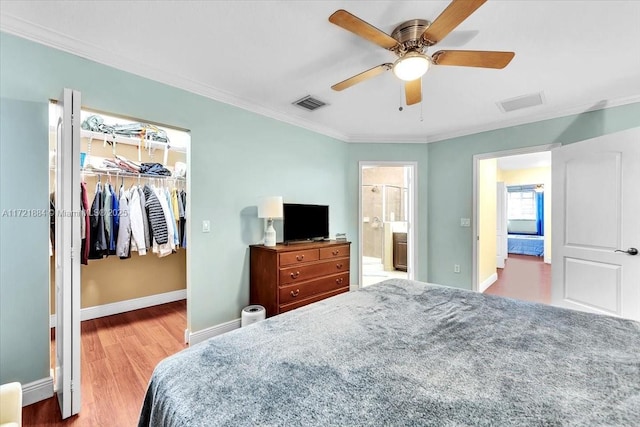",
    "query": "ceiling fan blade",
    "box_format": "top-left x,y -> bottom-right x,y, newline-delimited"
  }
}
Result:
422,0 -> 487,45
405,78 -> 422,105
329,10 -> 399,50
432,50 -> 515,69
331,64 -> 392,91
